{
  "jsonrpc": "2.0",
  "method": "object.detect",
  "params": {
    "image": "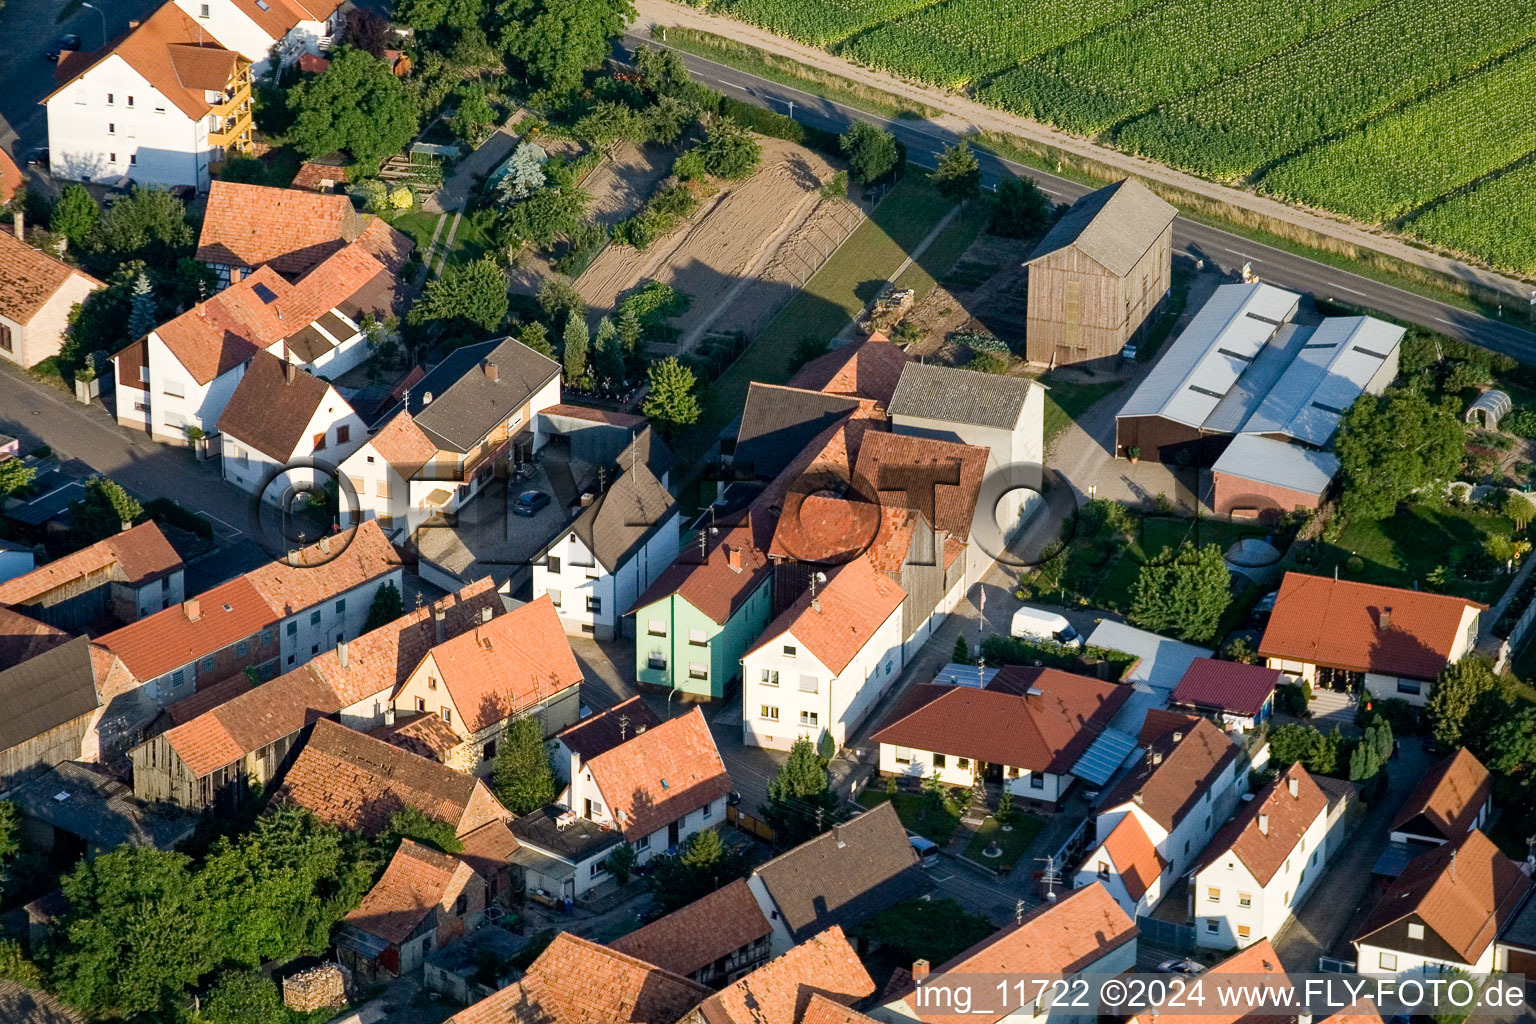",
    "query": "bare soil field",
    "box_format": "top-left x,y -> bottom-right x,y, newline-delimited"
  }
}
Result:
573,137 -> 854,351
902,233 -> 1034,363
